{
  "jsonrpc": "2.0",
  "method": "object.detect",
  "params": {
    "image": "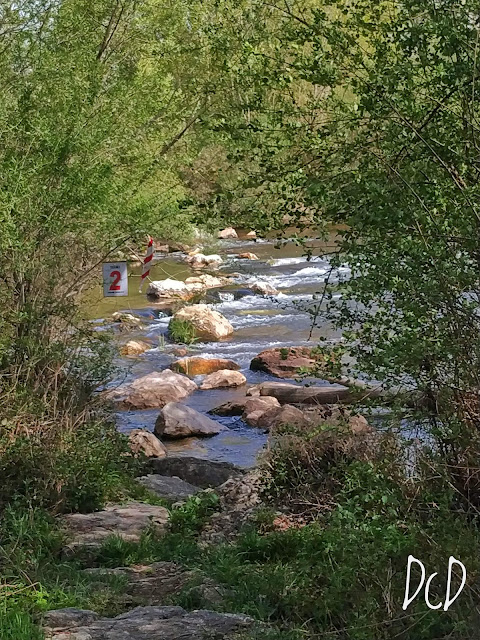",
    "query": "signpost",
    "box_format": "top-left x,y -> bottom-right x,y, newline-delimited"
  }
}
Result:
102,261 -> 128,297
